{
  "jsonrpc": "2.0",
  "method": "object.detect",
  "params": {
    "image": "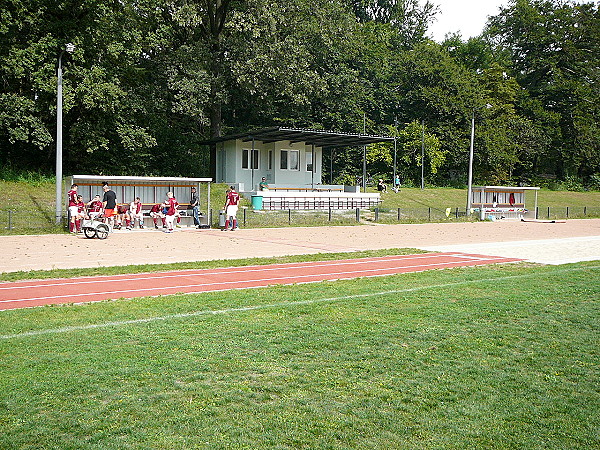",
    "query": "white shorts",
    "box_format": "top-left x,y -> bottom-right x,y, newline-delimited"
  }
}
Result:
226,205 -> 238,218
68,206 -> 79,219
165,214 -> 176,229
